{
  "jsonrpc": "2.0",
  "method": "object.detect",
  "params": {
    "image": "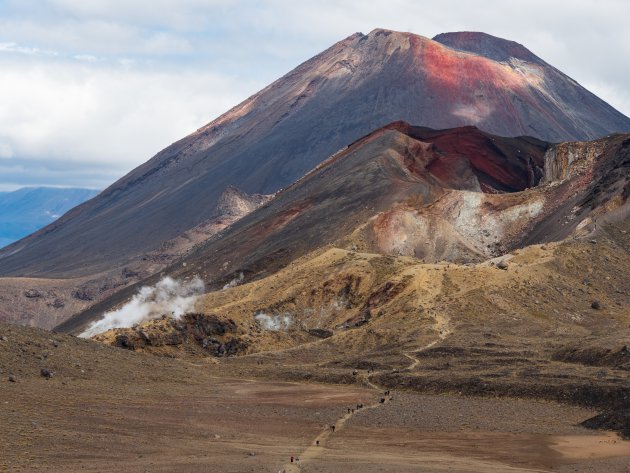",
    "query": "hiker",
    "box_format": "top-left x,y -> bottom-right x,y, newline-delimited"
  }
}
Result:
290,456 -> 294,463
316,440 -> 320,446
331,424 -> 335,432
